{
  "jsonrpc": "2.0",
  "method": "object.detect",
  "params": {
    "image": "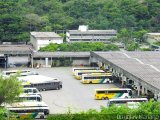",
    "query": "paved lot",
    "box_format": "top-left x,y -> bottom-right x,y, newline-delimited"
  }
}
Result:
5,67 -> 118,114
